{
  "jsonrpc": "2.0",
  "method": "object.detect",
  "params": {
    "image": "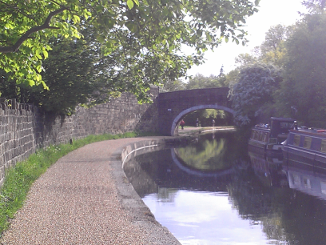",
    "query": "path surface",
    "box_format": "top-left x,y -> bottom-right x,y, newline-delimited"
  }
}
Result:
0,137 -> 181,245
